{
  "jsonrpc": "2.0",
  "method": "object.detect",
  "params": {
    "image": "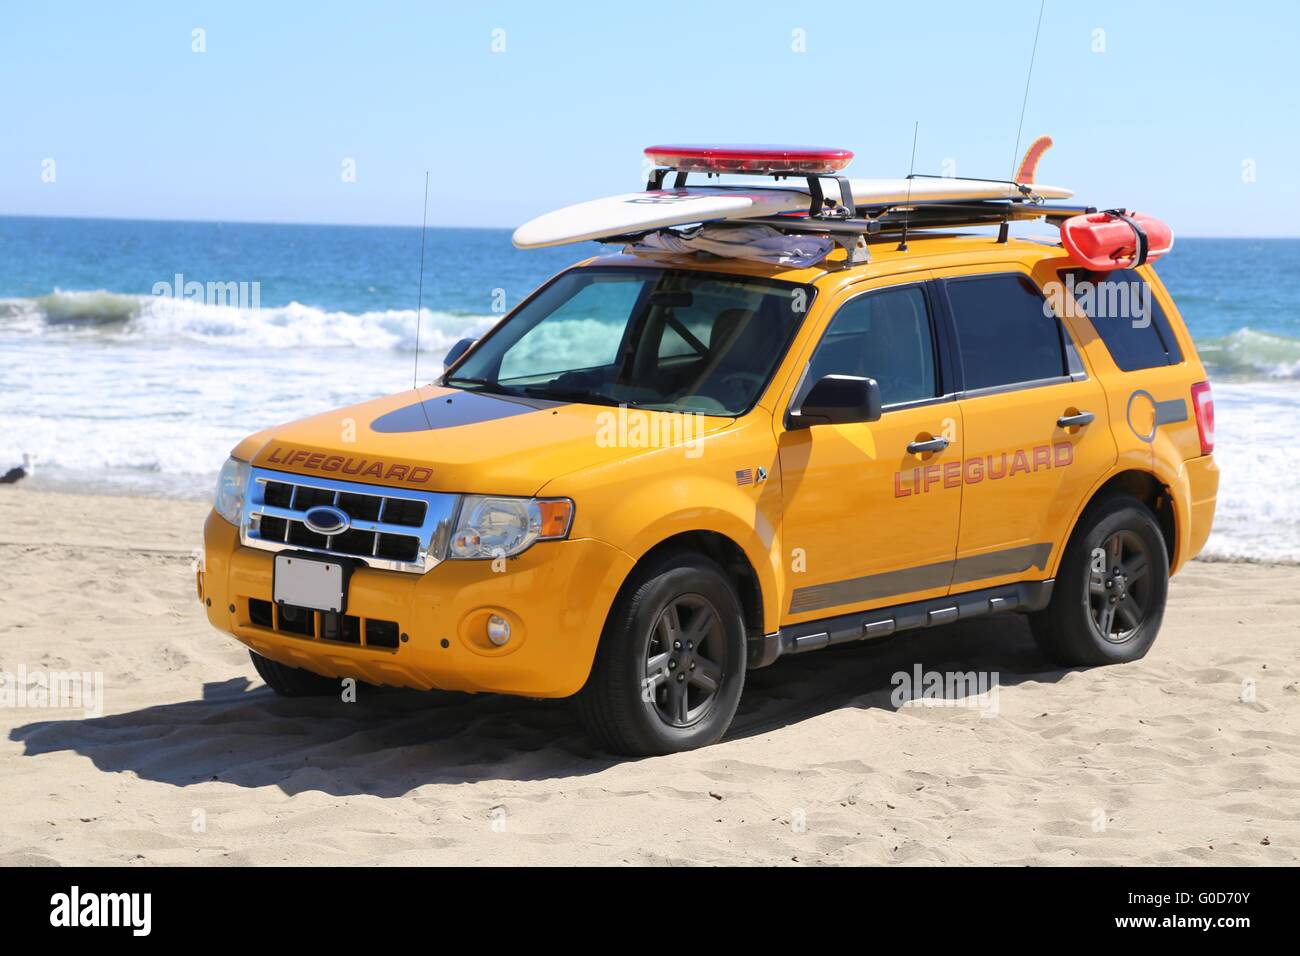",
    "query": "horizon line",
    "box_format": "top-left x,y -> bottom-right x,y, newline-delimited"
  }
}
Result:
1,210 -> 1298,241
